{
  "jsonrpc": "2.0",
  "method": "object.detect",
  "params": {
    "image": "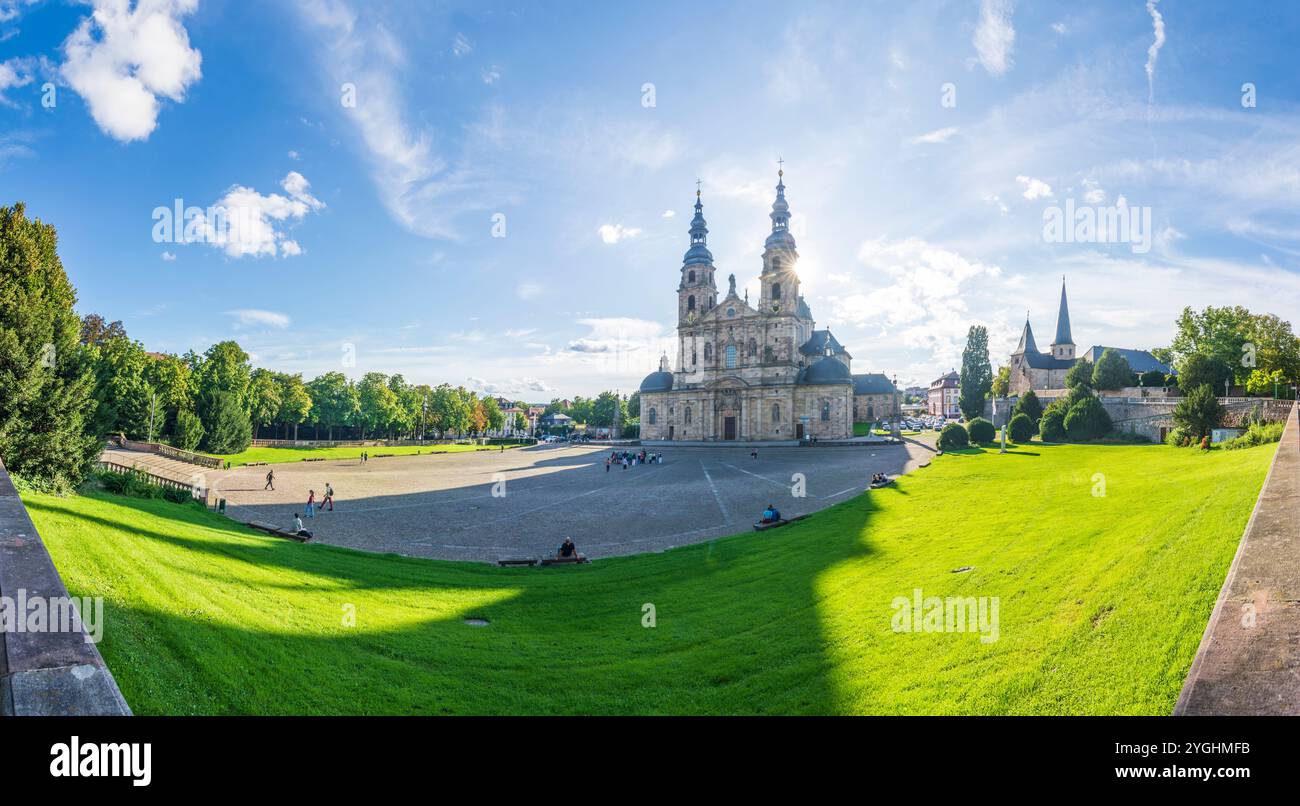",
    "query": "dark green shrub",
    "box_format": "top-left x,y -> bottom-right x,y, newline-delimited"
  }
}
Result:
1008,412 -> 1036,443
938,423 -> 969,450
1039,407 -> 1066,442
1013,390 -> 1042,423
967,417 -> 996,444
163,487 -> 192,504
1139,370 -> 1166,387
1173,384 -> 1226,440
1091,348 -> 1133,390
1064,395 -> 1112,441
